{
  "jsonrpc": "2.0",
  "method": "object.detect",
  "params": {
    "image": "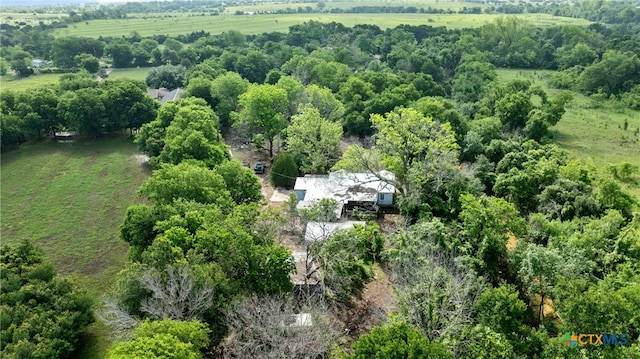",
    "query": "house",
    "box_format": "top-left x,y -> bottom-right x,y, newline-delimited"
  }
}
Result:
293,170 -> 396,217
304,221 -> 366,242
